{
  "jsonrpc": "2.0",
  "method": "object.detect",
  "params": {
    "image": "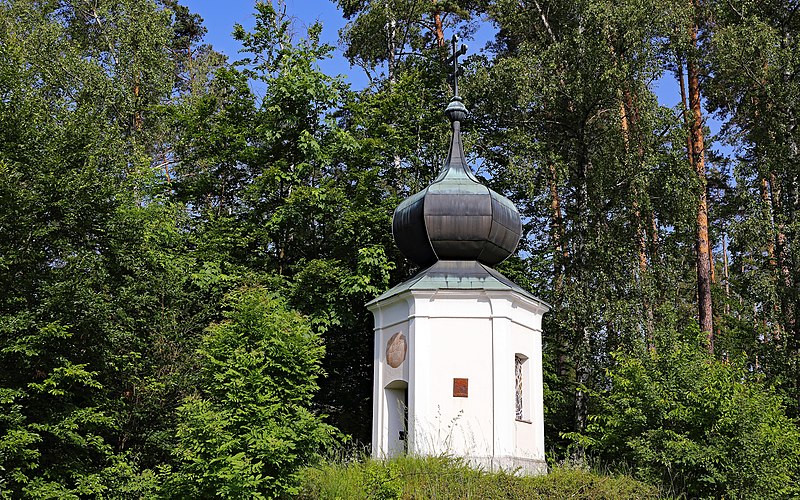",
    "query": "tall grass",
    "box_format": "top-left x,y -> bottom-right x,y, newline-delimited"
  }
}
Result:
299,454 -> 661,499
